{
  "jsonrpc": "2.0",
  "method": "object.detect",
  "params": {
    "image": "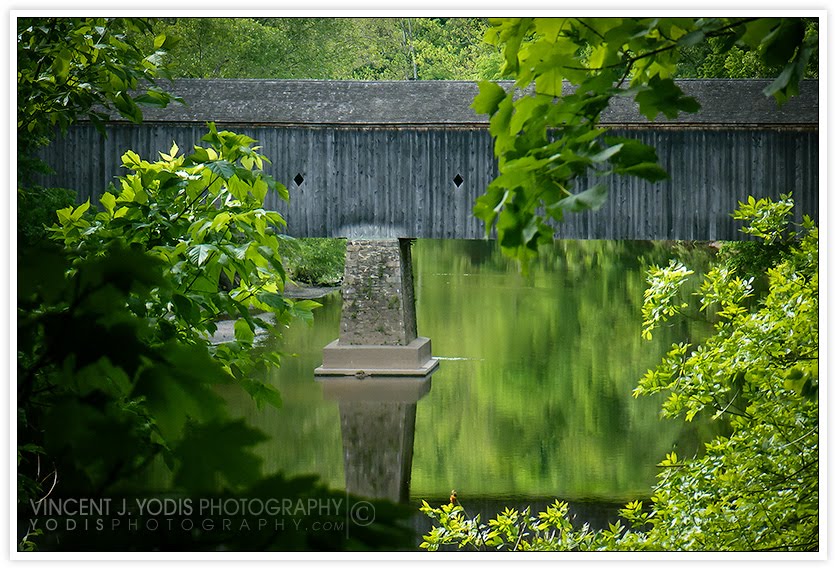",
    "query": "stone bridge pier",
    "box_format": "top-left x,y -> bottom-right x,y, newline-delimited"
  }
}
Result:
315,238 -> 438,502
315,238 -> 438,377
